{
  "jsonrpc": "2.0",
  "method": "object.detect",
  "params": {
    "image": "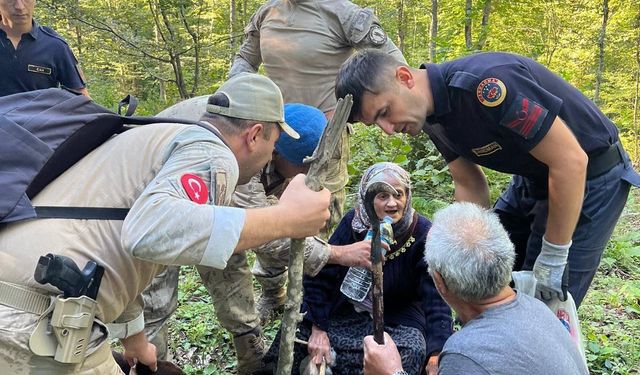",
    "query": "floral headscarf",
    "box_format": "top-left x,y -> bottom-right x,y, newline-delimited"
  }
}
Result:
351,162 -> 415,239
